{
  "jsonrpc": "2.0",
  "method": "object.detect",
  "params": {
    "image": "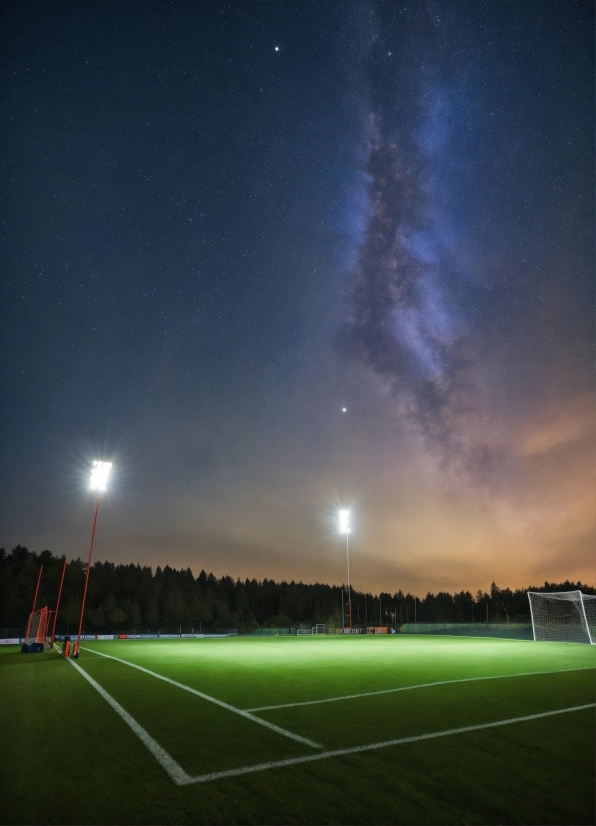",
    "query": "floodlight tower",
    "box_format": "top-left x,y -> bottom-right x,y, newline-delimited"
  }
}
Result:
73,460 -> 112,658
339,509 -> 352,630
